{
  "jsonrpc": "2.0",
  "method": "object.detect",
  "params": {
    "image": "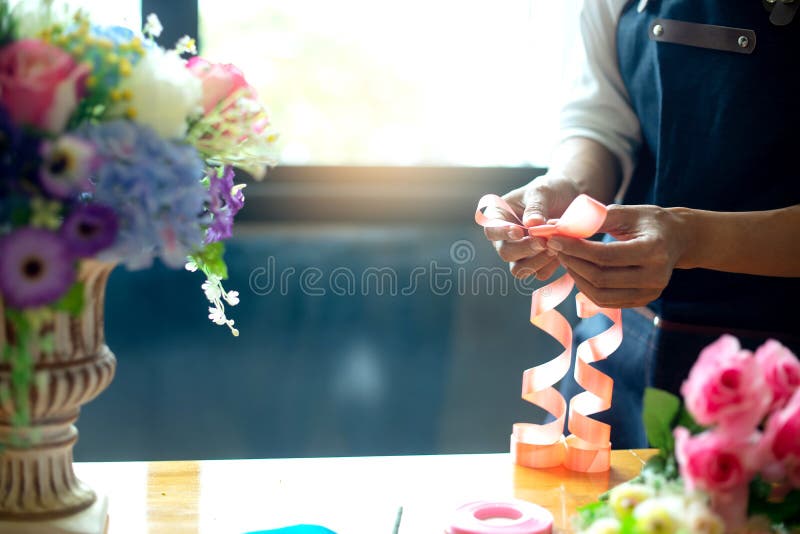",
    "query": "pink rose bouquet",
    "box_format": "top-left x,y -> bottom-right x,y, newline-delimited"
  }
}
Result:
663,336 -> 799,533
0,2 -> 280,428
575,336 -> 800,534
